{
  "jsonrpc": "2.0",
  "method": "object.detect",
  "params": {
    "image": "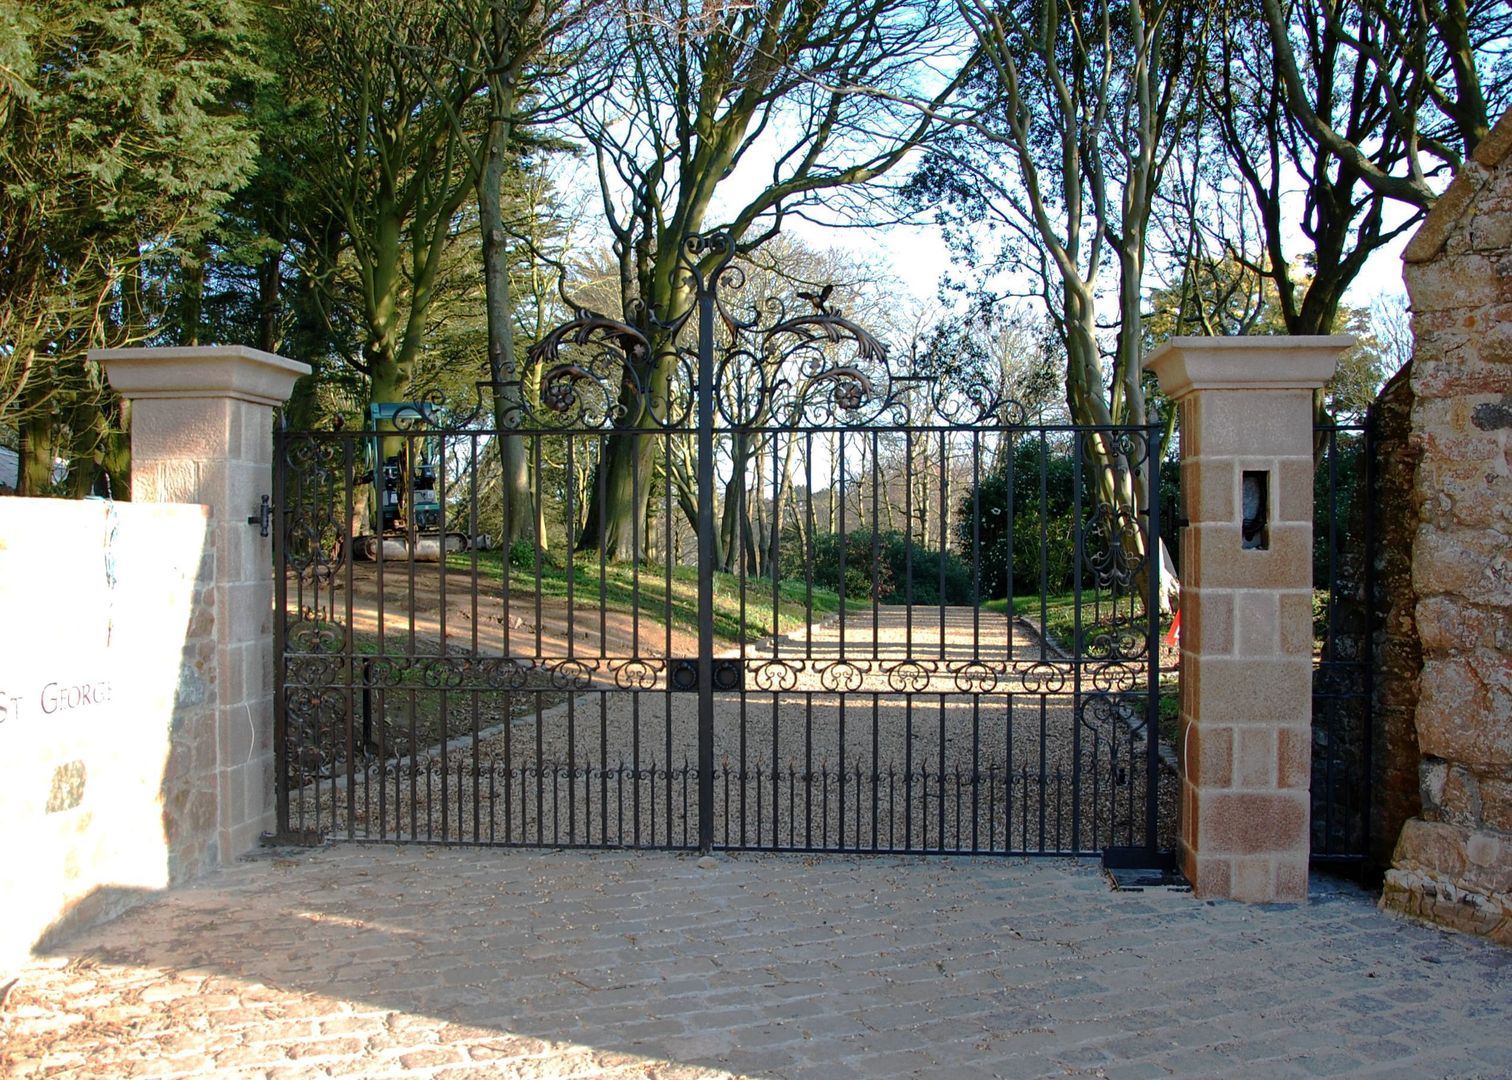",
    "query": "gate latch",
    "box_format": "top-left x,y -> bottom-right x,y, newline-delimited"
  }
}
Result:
247,495 -> 271,538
